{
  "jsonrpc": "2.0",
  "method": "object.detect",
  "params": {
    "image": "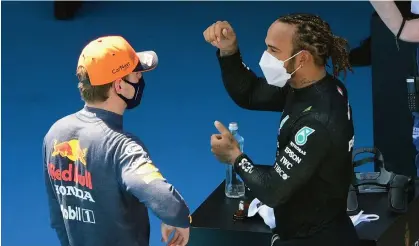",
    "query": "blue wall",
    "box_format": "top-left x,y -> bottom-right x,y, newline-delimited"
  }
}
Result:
2,2 -> 375,246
